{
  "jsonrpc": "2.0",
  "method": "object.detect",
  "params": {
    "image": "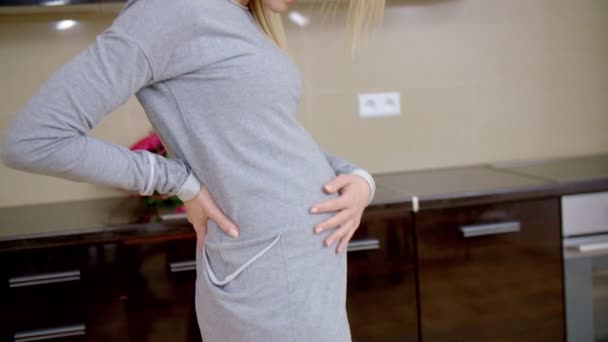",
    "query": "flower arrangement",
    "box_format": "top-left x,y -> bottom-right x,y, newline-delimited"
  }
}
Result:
129,131 -> 186,218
